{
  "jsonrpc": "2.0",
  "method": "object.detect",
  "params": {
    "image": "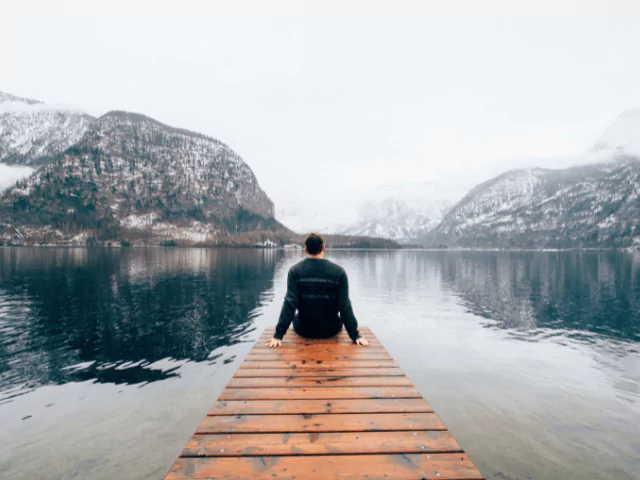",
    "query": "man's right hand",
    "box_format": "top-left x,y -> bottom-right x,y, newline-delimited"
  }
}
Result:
265,338 -> 282,348
355,337 -> 370,347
